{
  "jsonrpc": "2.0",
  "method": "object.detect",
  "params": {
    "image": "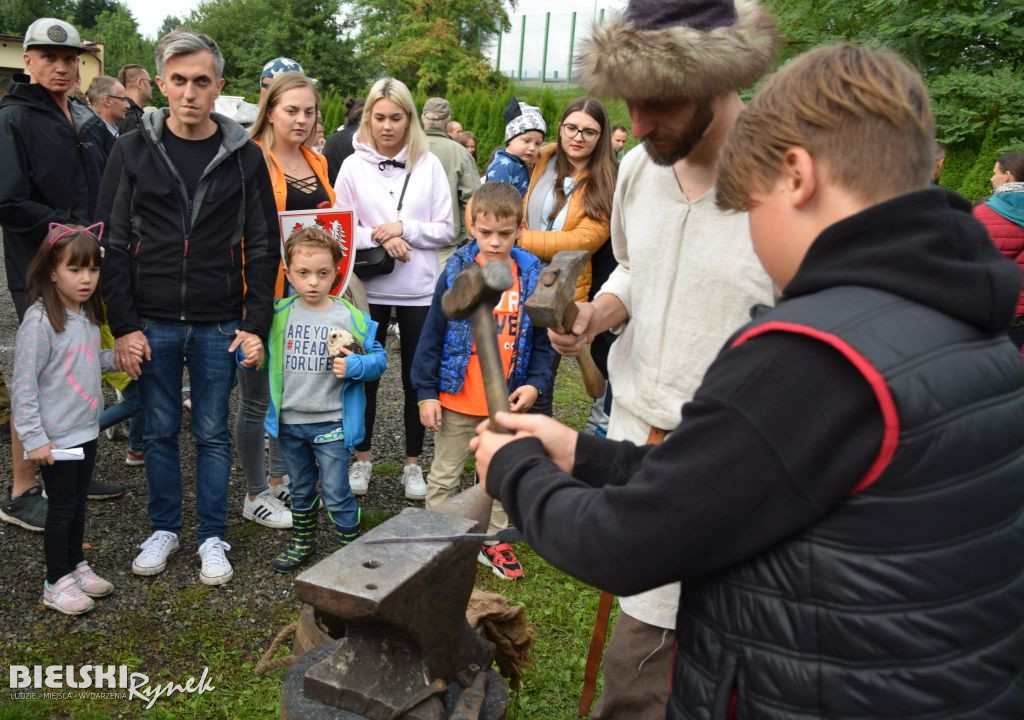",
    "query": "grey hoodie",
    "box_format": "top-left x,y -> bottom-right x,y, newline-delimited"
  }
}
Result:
12,301 -> 115,452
